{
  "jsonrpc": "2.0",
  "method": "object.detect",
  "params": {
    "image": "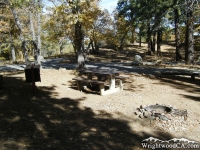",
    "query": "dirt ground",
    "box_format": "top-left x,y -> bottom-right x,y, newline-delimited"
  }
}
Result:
0,44 -> 200,150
